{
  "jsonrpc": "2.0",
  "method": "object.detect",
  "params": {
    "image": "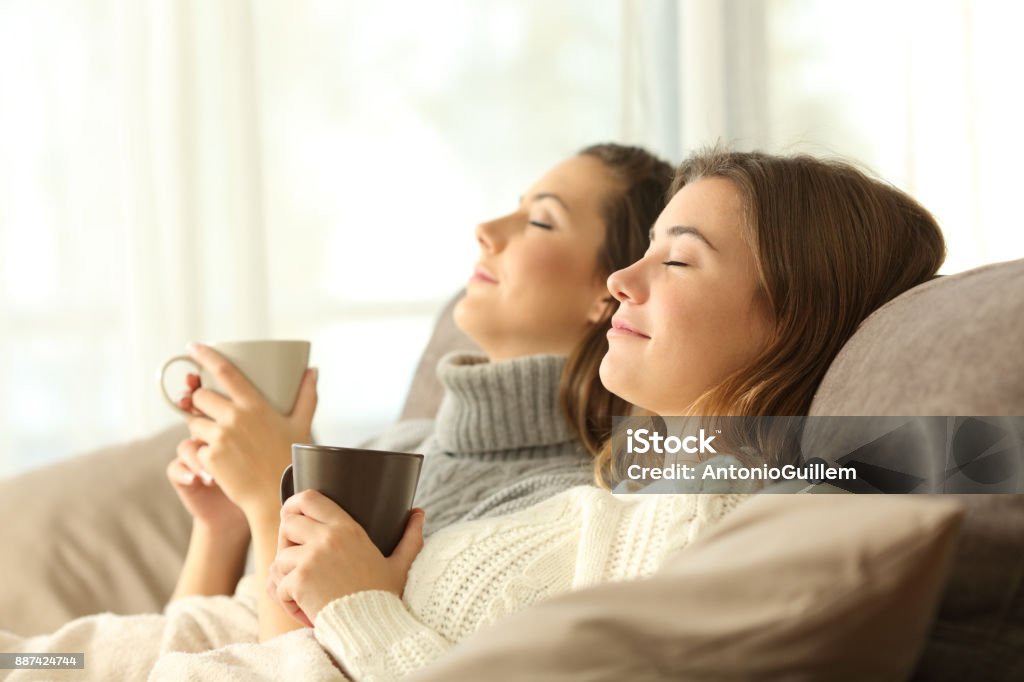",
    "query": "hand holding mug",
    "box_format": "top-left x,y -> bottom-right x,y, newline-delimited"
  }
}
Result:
267,489 -> 426,627
163,341 -> 318,522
